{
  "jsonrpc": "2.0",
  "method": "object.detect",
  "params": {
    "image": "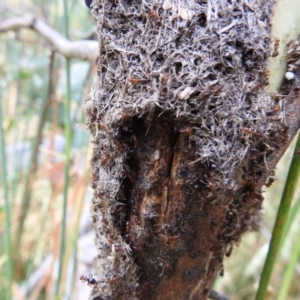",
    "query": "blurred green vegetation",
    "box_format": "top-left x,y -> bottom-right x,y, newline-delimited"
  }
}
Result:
0,1 -> 299,300
0,1 -> 95,299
